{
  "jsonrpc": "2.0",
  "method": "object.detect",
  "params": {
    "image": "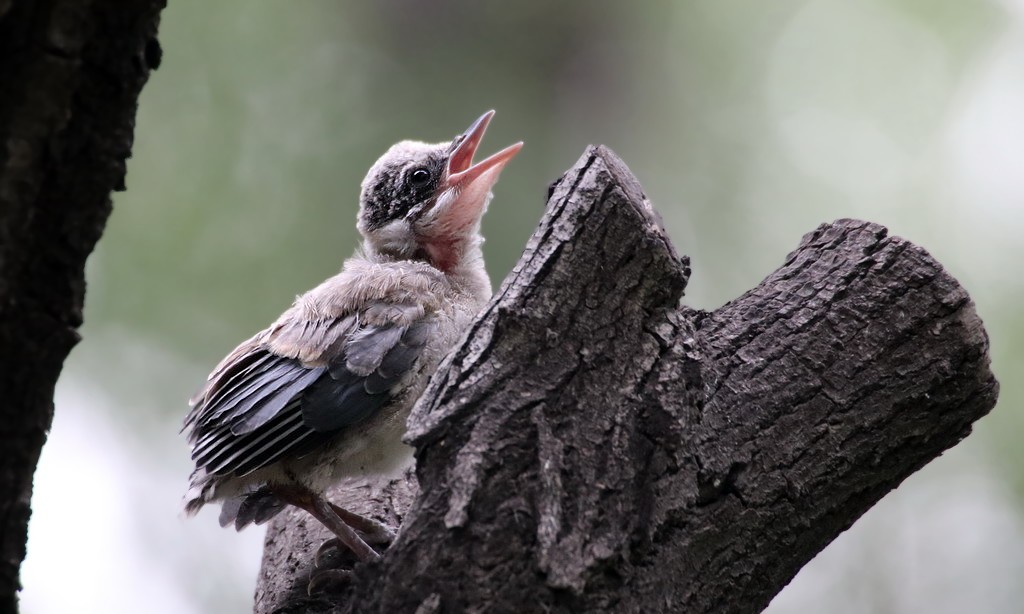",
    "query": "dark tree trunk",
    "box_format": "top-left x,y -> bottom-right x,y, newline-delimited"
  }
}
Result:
0,2 -> 164,610
256,146 -> 998,614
